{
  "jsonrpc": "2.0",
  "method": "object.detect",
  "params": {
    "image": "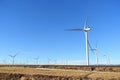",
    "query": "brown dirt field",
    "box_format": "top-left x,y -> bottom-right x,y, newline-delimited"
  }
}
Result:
0,67 -> 120,80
